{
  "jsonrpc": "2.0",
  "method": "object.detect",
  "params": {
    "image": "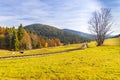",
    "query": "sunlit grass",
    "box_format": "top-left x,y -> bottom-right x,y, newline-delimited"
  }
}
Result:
0,43 -> 82,57
0,37 -> 119,57
0,45 -> 119,80
104,37 -> 120,45
0,37 -> 120,80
